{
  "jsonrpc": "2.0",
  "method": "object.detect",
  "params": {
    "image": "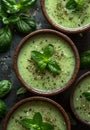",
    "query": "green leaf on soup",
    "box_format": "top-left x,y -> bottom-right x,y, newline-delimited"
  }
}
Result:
48,60 -> 61,74
43,44 -> 54,58
82,91 -> 90,101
